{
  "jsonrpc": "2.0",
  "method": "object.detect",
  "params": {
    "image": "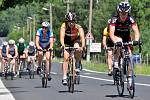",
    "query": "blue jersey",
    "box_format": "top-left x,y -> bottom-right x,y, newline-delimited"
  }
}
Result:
1,45 -> 7,57
36,28 -> 53,49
